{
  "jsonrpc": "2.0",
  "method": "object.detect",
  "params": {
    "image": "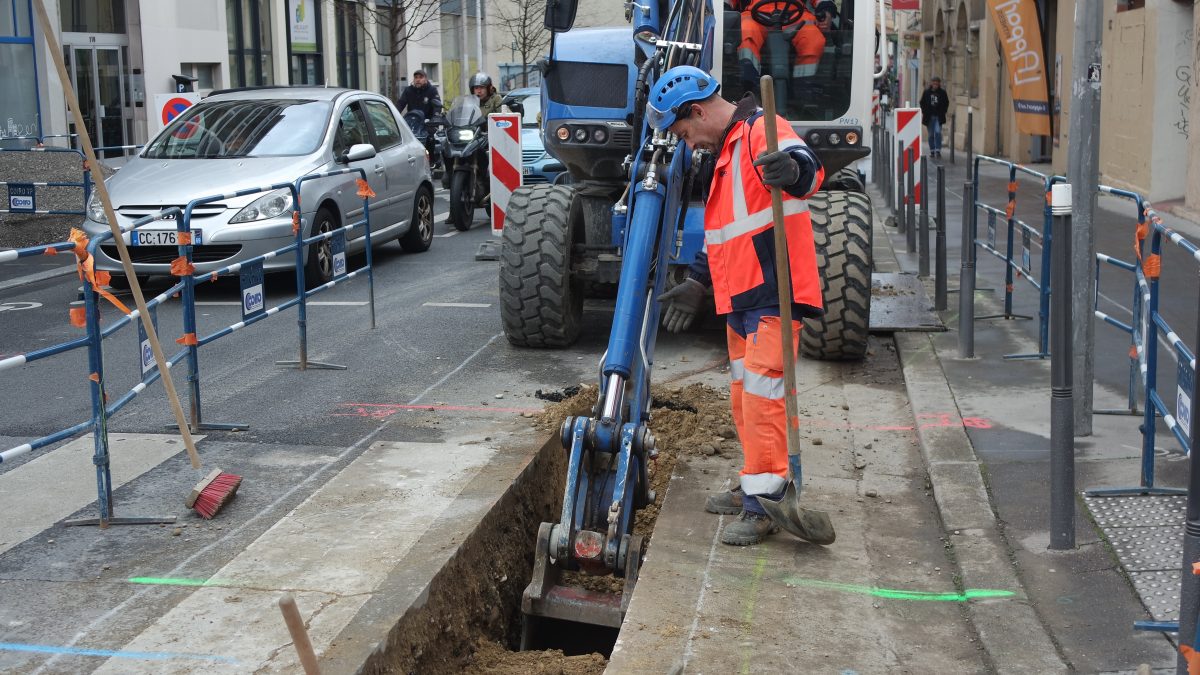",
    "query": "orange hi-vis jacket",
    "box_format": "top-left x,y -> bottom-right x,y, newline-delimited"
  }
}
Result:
705,112 -> 825,315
